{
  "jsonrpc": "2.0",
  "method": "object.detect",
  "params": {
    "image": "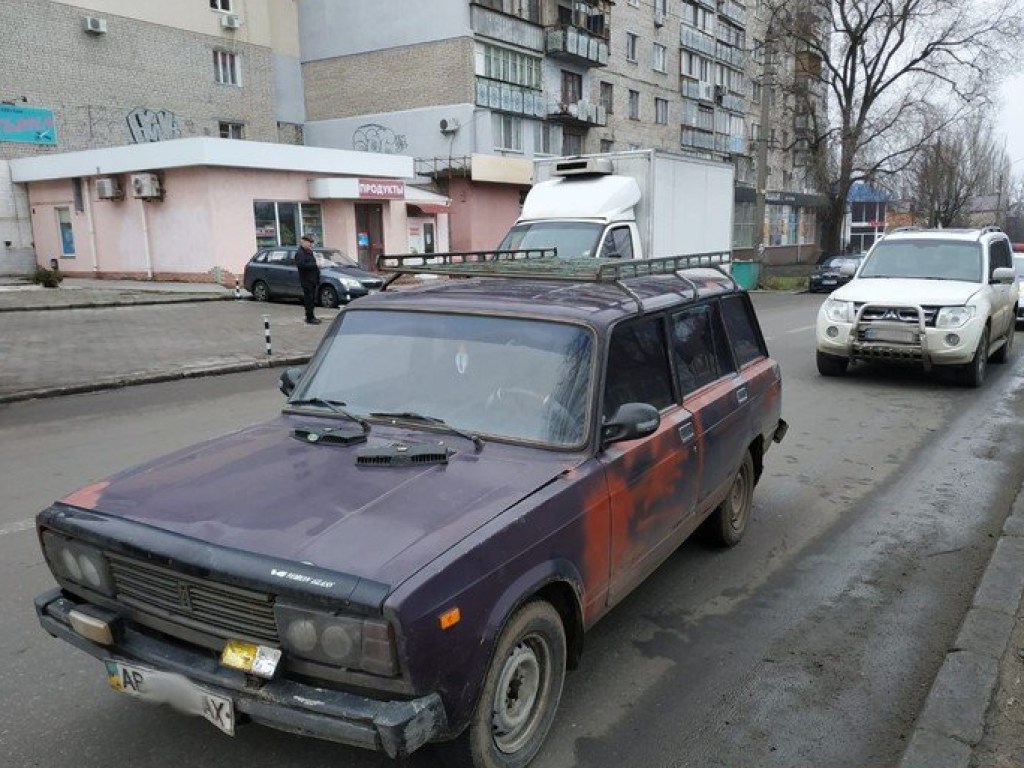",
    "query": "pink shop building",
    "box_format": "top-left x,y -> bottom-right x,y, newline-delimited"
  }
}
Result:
8,138 -> 450,283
